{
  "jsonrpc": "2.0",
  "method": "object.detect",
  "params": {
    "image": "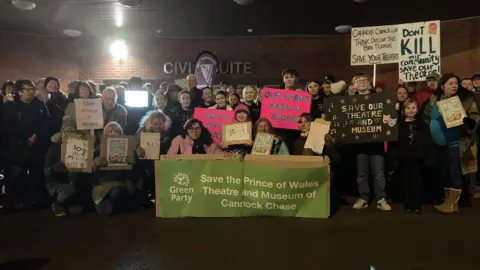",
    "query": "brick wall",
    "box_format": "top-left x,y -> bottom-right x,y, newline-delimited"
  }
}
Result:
0,17 -> 478,90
